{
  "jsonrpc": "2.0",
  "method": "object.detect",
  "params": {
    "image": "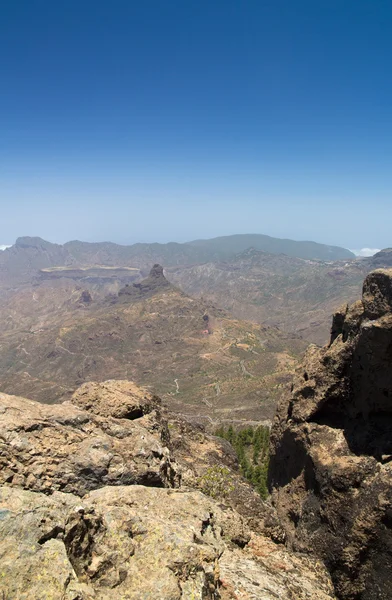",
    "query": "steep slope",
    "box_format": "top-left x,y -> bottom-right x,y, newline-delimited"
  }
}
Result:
369,247 -> 392,268
167,248 -> 368,344
0,266 -> 306,424
268,269 -> 392,599
0,236 -> 73,286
